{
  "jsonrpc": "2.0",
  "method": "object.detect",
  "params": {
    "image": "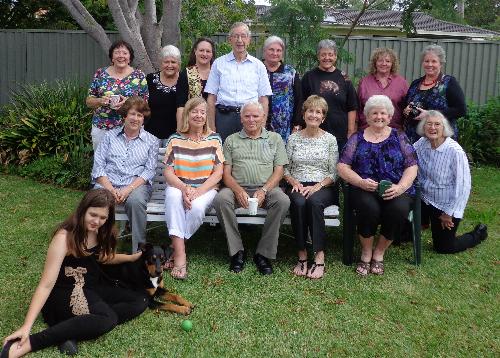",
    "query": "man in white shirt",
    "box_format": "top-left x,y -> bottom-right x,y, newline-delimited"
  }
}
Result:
205,22 -> 272,142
